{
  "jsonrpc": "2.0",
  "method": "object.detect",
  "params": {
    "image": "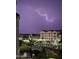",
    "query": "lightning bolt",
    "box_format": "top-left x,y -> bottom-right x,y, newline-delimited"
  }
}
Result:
35,9 -> 53,22
26,6 -> 54,22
